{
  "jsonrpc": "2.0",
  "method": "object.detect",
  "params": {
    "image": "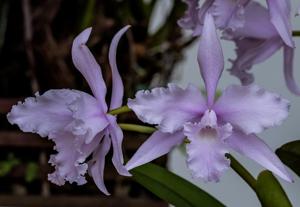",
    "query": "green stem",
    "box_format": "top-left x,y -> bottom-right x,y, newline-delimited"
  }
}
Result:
118,123 -> 156,134
292,31 -> 300,36
108,105 -> 131,115
227,154 -> 256,191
